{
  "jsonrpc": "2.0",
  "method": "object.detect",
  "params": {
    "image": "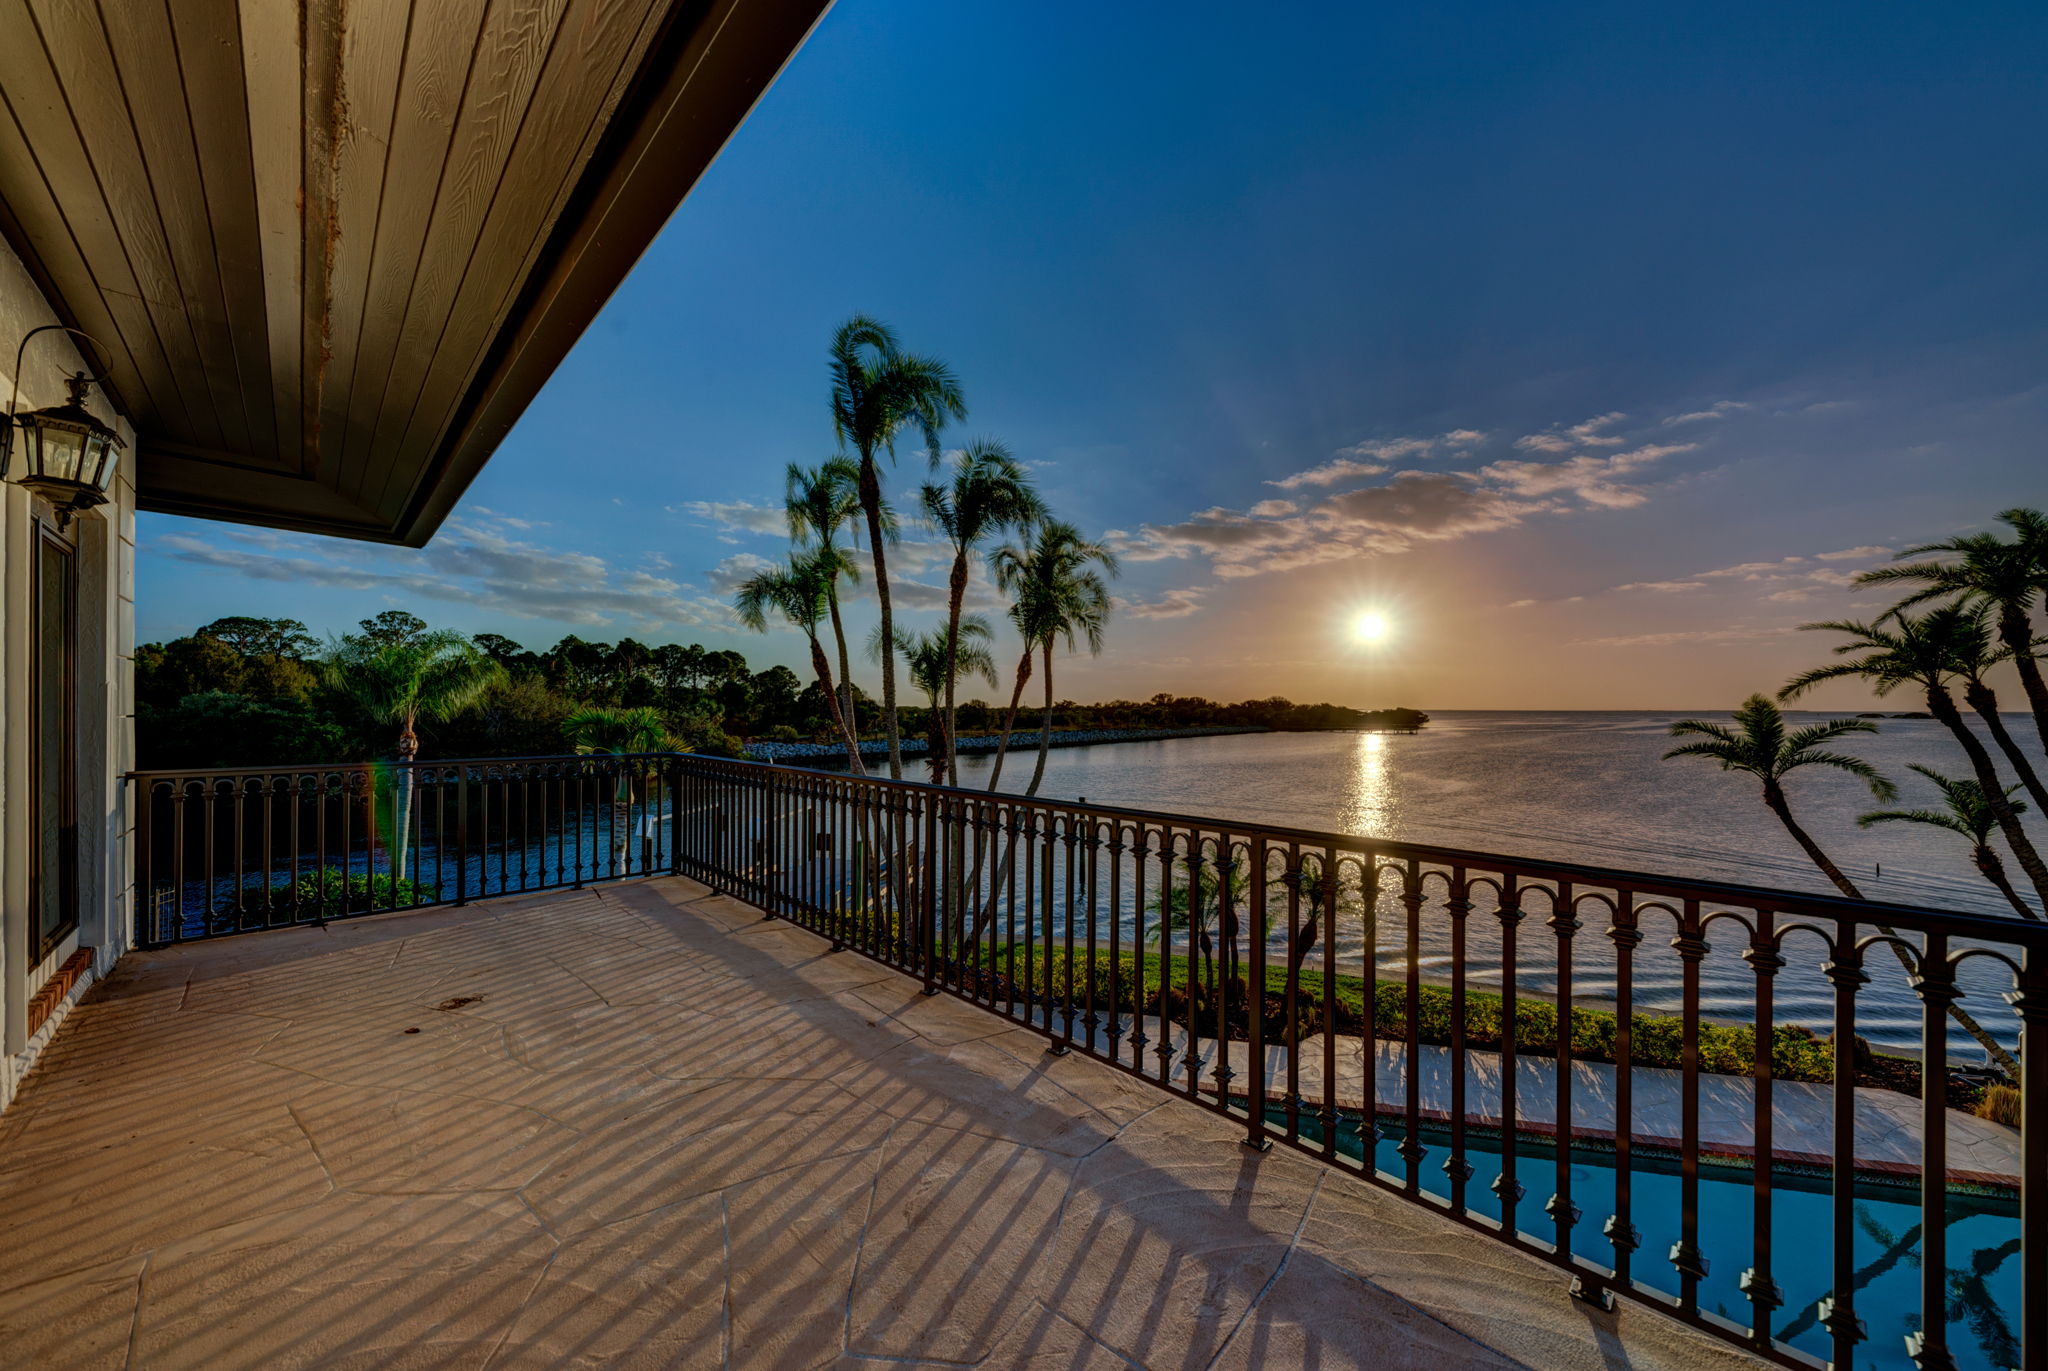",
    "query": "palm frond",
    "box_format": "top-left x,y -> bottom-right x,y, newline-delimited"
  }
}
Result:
1785,749 -> 1896,801
1666,718 -> 1738,745
1857,807 -> 1972,836
563,706 -> 674,755
1783,716 -> 1881,751
1661,739 -> 1749,768
324,629 -> 504,730
1779,660 -> 1891,700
